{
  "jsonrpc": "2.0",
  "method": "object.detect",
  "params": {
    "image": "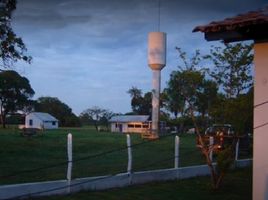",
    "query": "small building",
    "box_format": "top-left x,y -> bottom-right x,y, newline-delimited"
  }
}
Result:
25,112 -> 59,129
109,115 -> 150,133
